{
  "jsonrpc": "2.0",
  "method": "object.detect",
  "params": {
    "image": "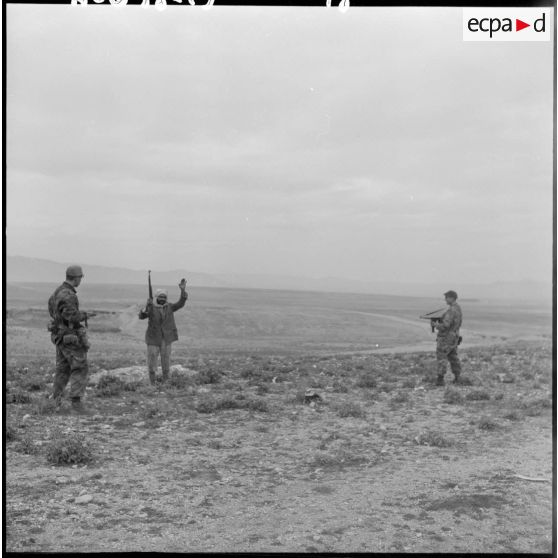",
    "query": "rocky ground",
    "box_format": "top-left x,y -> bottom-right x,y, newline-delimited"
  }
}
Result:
5,340 -> 553,553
